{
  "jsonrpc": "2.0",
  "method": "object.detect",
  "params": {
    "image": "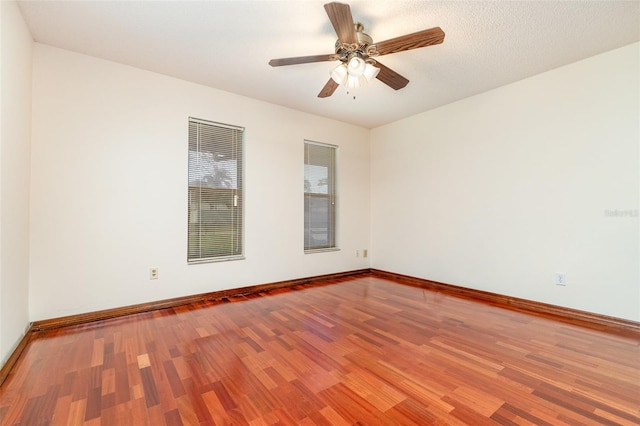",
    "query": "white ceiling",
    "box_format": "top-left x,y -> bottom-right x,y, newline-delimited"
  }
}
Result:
17,0 -> 640,129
